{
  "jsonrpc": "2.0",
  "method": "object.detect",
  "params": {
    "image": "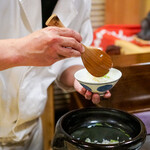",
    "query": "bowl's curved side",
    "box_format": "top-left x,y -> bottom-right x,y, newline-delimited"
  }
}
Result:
74,68 -> 122,84
74,68 -> 122,95
52,108 -> 147,150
